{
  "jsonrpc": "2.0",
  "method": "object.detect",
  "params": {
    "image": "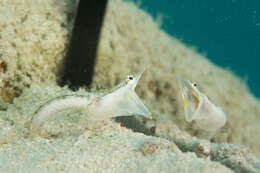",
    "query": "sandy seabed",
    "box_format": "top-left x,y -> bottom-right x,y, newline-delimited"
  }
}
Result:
0,0 -> 259,172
